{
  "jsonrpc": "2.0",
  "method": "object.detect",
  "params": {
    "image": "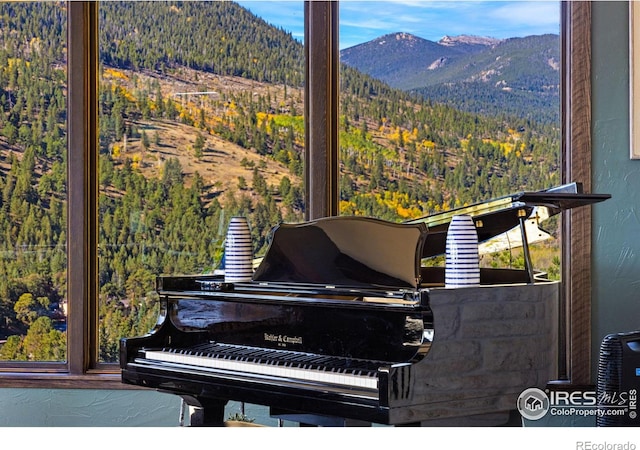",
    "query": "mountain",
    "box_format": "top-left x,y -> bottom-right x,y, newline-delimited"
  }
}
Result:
340,32 -> 560,124
339,33 -> 491,88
